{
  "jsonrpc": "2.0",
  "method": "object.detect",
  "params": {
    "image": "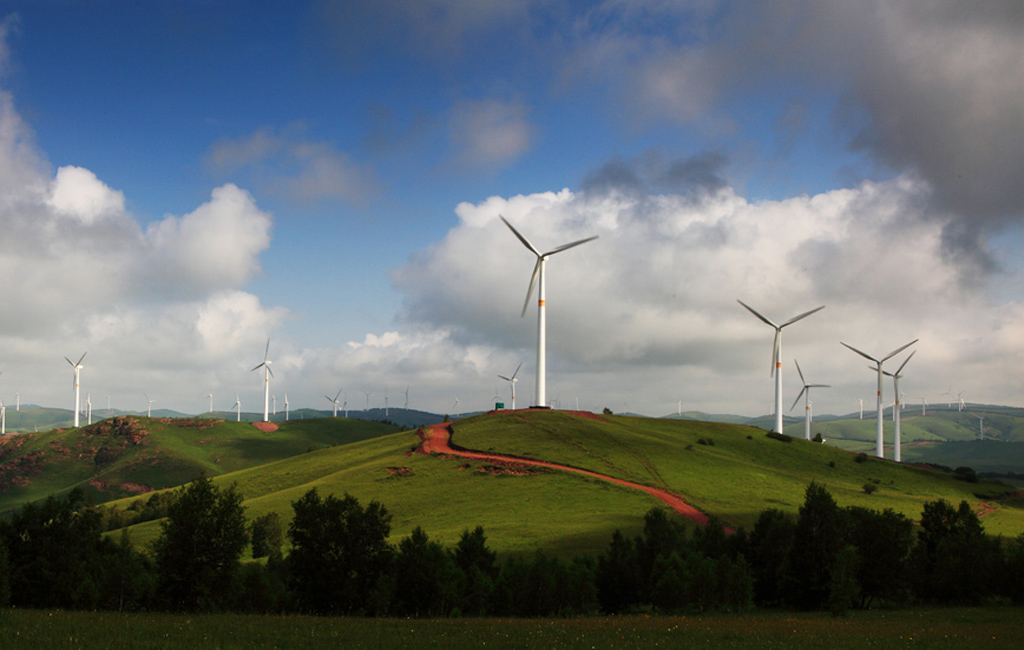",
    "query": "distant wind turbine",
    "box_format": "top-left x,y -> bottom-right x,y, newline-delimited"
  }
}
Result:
251,339 -> 274,423
325,390 -> 342,417
65,352 -> 87,427
498,362 -> 522,410
284,393 -> 289,420
15,391 -> 19,411
790,360 -> 830,441
841,338 -> 918,459
208,393 -> 214,414
973,413 -> 985,440
883,351 -> 915,463
363,390 -> 371,411
404,387 -> 409,410
737,301 -> 825,434
501,215 -> 597,408
86,393 -> 92,425
453,396 -> 460,419
273,393 -> 277,416
1,401 -> 6,435
234,393 -> 241,422
144,393 -> 154,418
858,398 -> 864,420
